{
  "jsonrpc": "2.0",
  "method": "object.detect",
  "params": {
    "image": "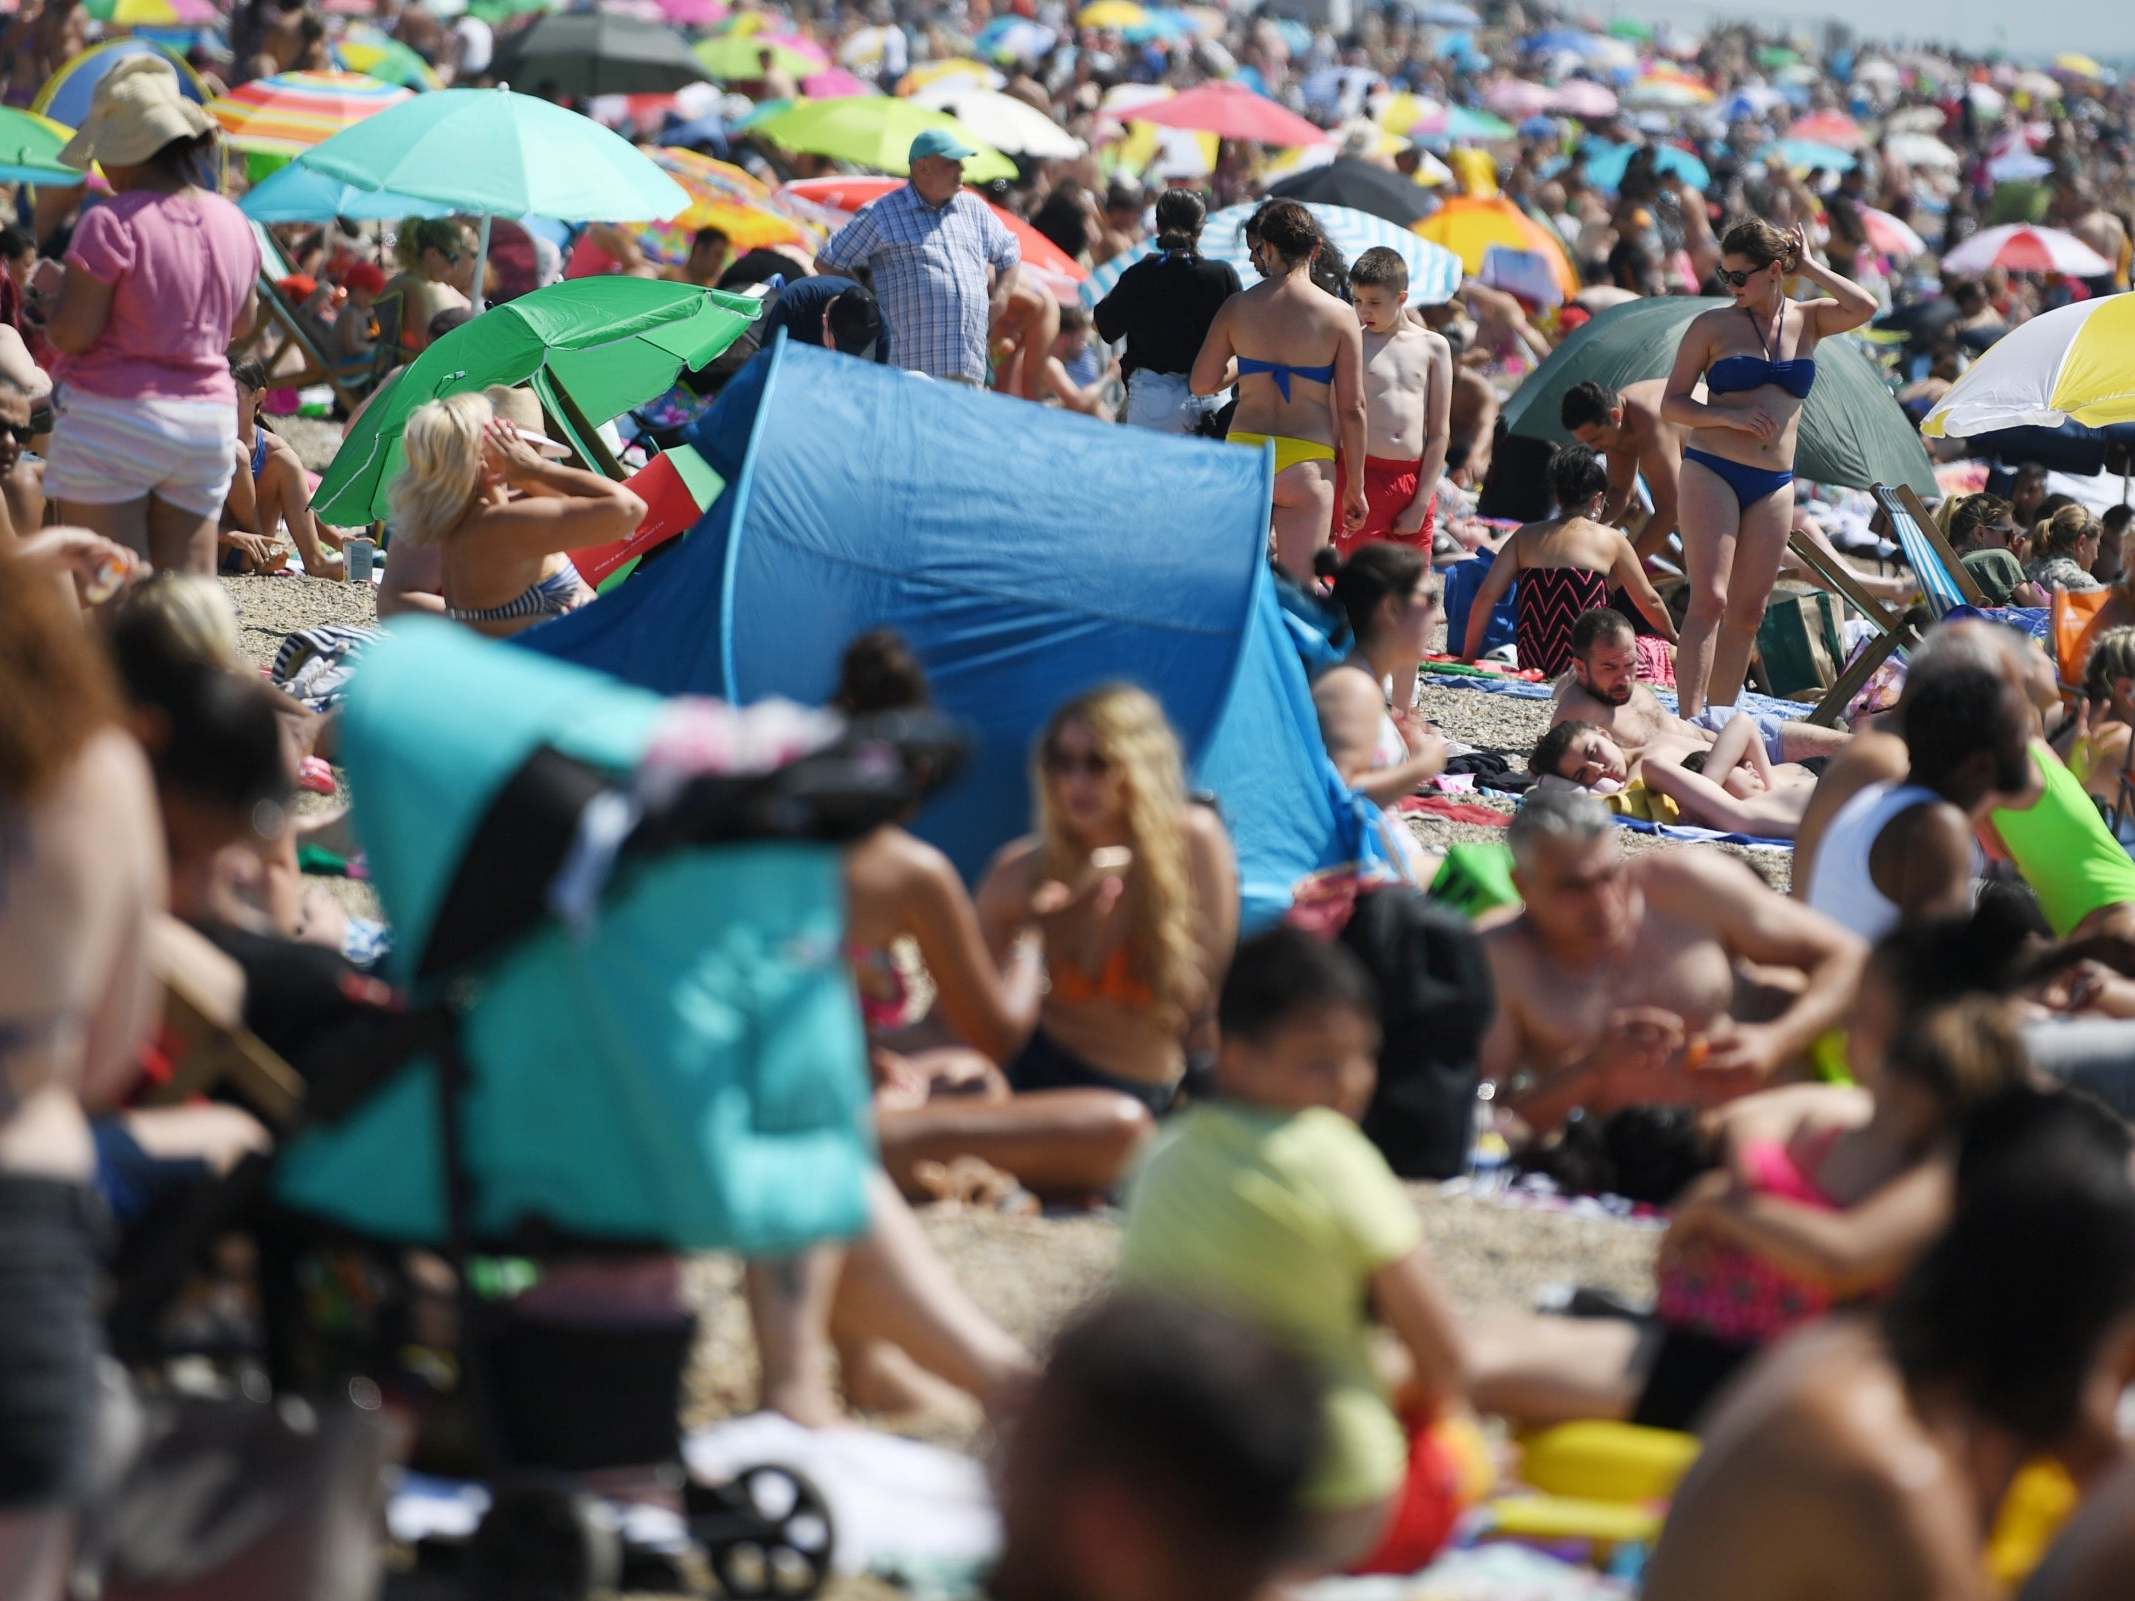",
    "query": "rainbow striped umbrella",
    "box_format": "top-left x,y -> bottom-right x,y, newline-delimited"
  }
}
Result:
649,146 -> 771,202
334,27 -> 443,90
627,144 -> 813,263
209,71 -> 413,157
